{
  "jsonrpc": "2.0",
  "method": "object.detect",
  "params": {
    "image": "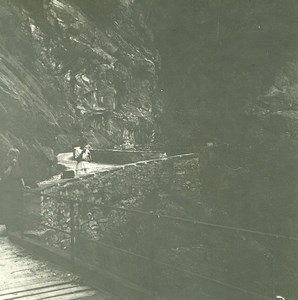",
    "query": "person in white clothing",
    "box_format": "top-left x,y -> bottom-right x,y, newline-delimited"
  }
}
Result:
74,138 -> 92,175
